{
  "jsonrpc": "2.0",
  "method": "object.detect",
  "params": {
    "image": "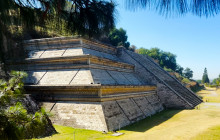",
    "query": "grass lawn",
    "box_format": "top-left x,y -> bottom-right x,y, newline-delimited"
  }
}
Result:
197,88 -> 220,103
34,88 -> 220,140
